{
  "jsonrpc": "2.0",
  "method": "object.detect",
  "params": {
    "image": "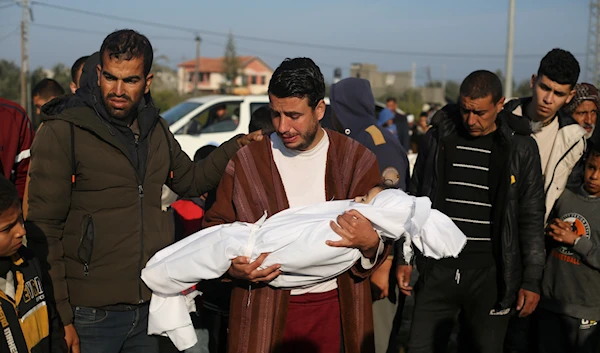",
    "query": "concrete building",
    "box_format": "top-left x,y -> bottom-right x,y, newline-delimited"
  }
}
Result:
350,63 -> 413,98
